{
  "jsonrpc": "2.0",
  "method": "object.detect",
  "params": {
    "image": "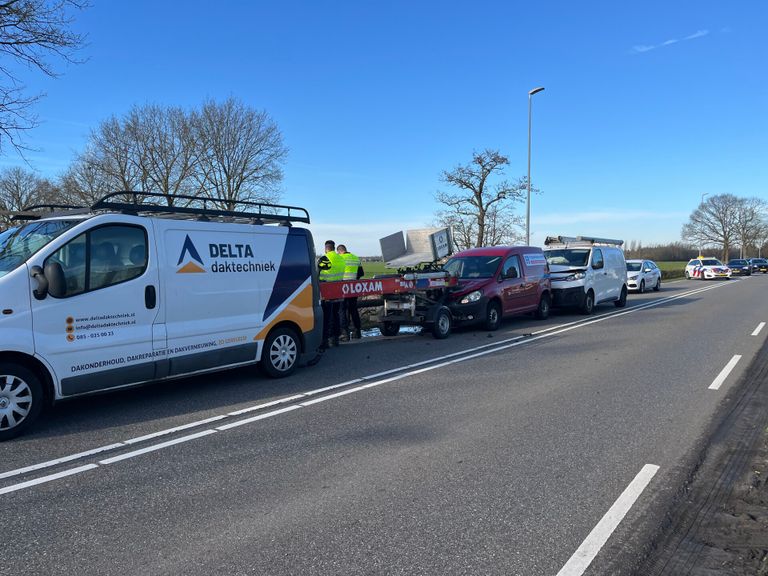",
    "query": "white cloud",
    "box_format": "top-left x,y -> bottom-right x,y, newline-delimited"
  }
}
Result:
632,29 -> 711,54
684,29 -> 709,40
